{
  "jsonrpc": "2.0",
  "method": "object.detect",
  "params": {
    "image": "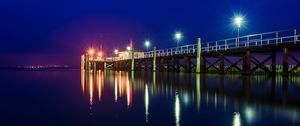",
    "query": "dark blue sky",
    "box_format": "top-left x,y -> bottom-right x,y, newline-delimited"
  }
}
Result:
0,0 -> 299,67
